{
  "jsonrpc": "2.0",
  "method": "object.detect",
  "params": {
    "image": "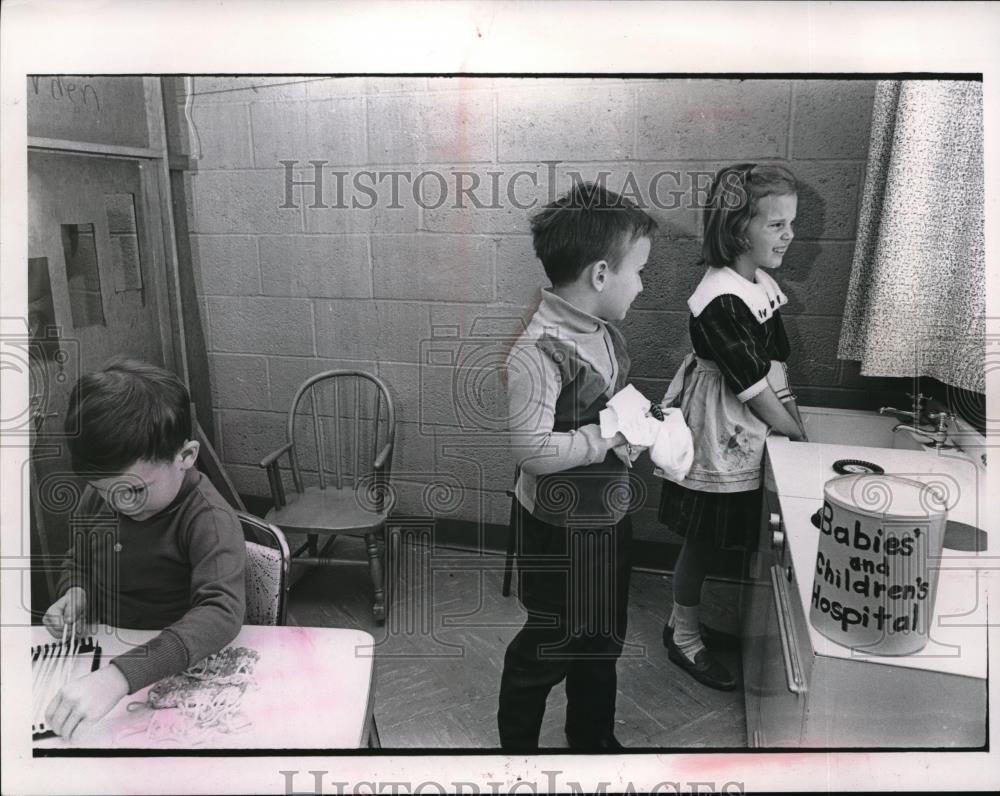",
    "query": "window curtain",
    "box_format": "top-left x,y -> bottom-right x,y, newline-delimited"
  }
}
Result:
838,80 -> 984,393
